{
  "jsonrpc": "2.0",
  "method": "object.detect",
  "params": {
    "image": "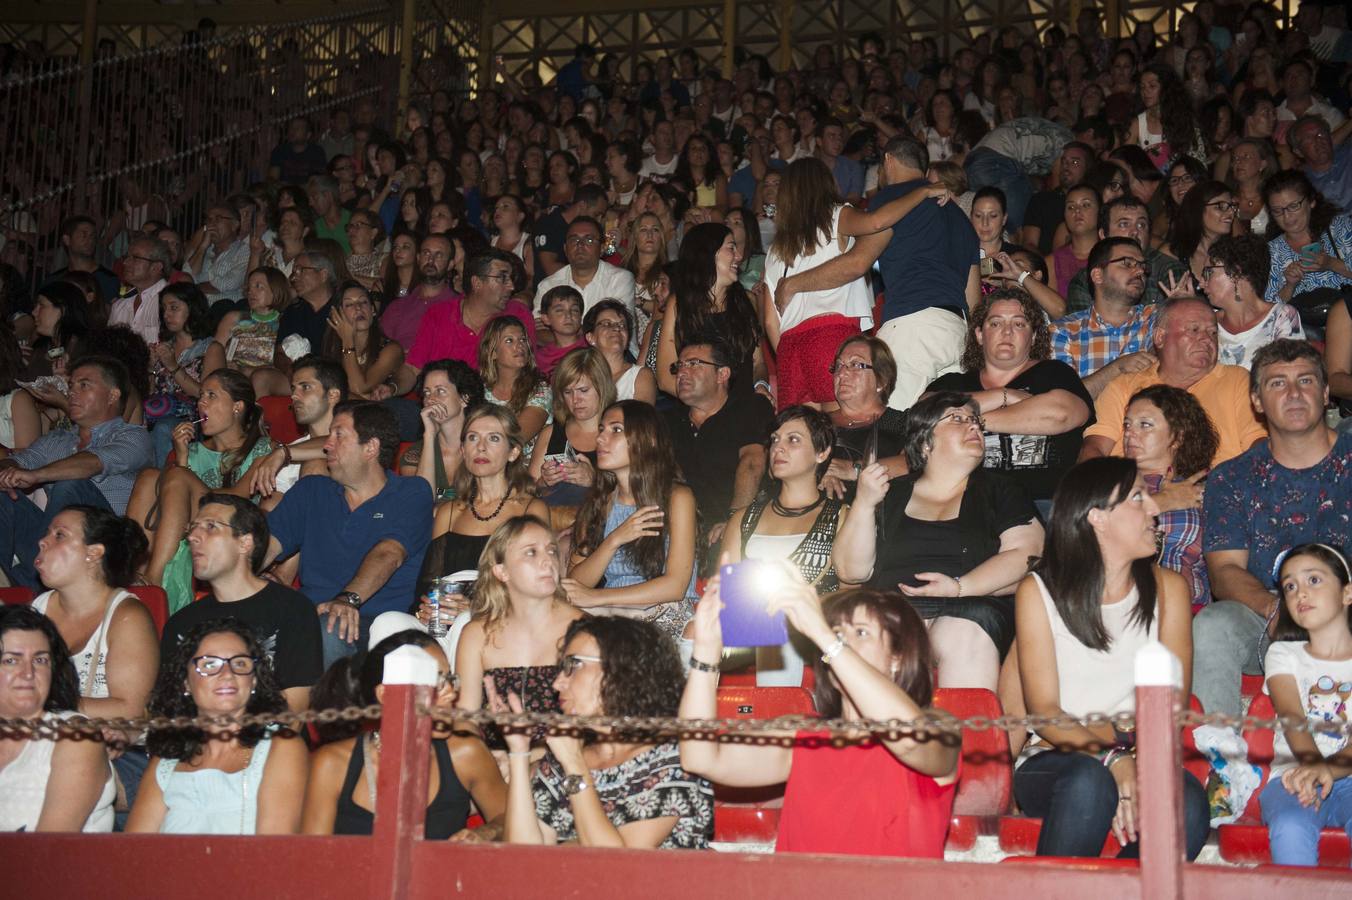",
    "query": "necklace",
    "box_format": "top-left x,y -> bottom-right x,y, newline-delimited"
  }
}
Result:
470,487 -> 509,522
772,491 -> 825,518
839,409 -> 882,429
239,744 -> 255,834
